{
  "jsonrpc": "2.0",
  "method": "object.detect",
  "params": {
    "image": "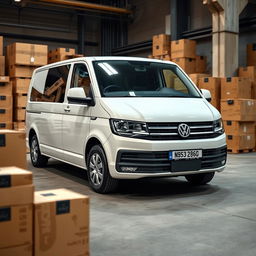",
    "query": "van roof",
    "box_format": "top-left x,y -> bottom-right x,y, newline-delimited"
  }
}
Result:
34,56 -> 177,72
